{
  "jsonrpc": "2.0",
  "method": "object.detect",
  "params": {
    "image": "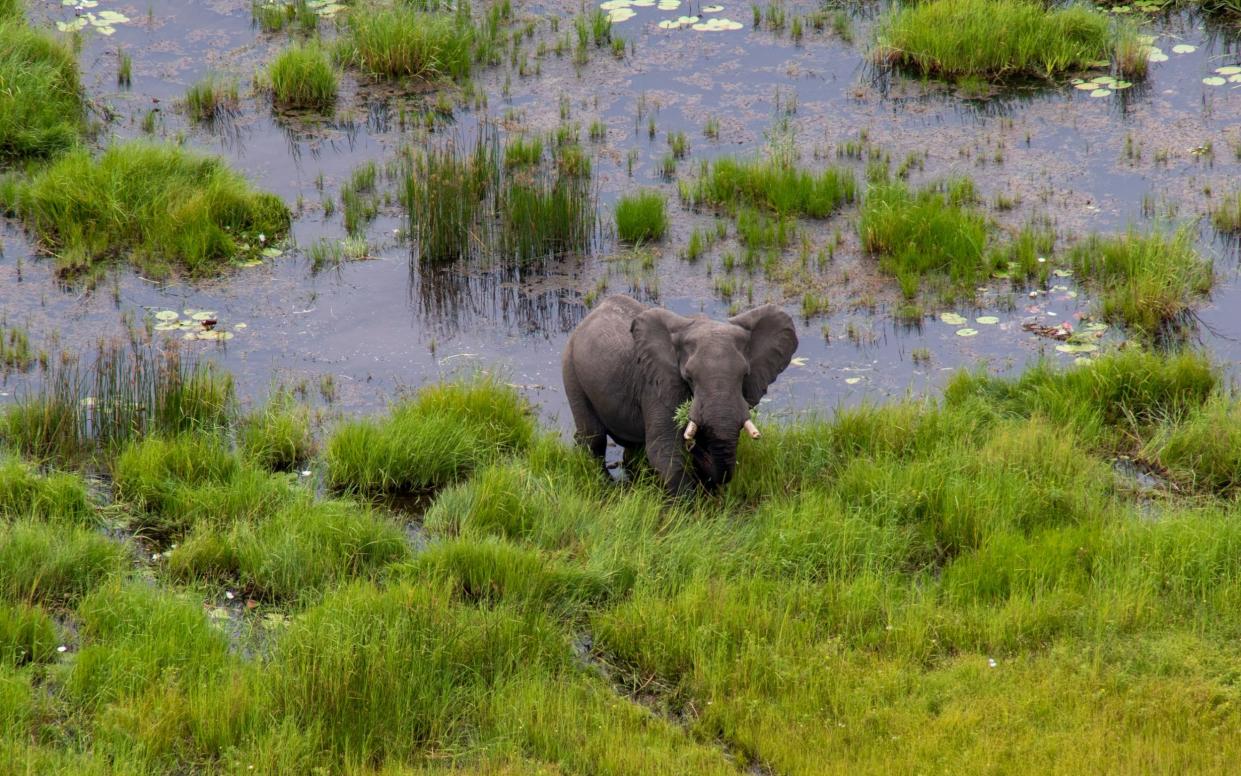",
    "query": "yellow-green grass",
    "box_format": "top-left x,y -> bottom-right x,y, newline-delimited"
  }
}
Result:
0,455 -> 93,523
1212,191 -> 1241,235
1,142 -> 290,277
340,5 -> 477,81
0,15 -> 84,161
267,41 -> 337,111
182,74 -> 240,123
237,395 -> 315,472
1069,229 -> 1212,337
615,190 -> 668,243
8,352 -> 1241,771
874,0 -> 1146,81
